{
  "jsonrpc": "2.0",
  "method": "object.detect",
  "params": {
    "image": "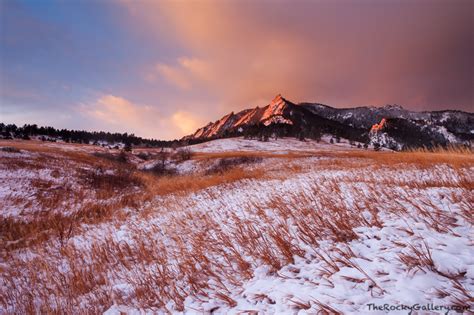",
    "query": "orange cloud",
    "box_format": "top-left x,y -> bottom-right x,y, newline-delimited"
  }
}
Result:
92,94 -> 140,124
152,57 -> 212,90
80,94 -> 167,138
120,1 -> 473,112
155,63 -> 191,90
171,110 -> 202,134
79,94 -> 206,139
178,57 -> 212,81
